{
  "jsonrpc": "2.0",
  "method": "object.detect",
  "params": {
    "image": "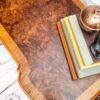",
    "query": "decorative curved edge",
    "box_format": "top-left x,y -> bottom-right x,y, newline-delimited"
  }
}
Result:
76,79 -> 100,100
0,23 -> 46,100
72,0 -> 85,10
